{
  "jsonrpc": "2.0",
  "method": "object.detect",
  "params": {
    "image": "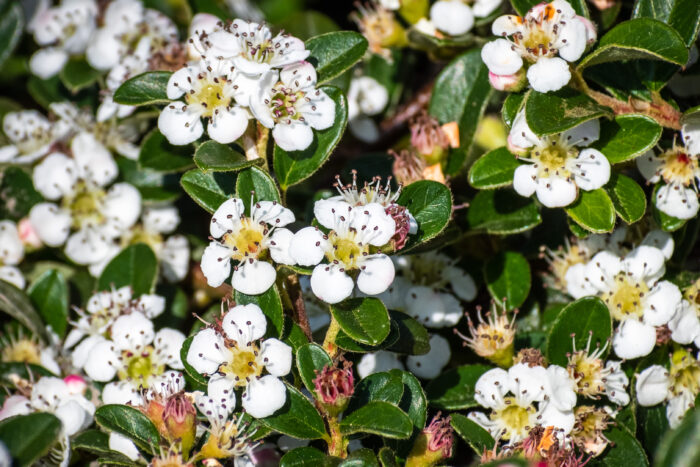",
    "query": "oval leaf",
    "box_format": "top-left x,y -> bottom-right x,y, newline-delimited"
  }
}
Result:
236,166 -> 282,210
466,189 -> 542,234
347,371 -> 405,414
425,364 -> 491,410
94,404 -> 160,452
0,413 -> 61,467
59,58 -> 101,92
0,1 -> 23,68
330,297 -> 391,346
592,114 -> 662,164
654,406 -> 700,467
596,425 -> 649,466
397,180 -> 452,250
139,129 -> 194,173
180,169 -> 237,213
604,173 -> 647,224
0,280 -> 49,342
296,343 -> 332,393
306,31 -> 368,84
469,147 -> 521,189
483,251 -> 531,310
194,140 -> 261,172
259,383 -> 327,439
281,447 -> 330,467
339,401 -> 413,439
565,188 -> 616,233
113,71 -> 172,106
451,413 -> 495,455
525,88 -> 612,136
98,243 -> 158,295
27,270 -> 69,337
